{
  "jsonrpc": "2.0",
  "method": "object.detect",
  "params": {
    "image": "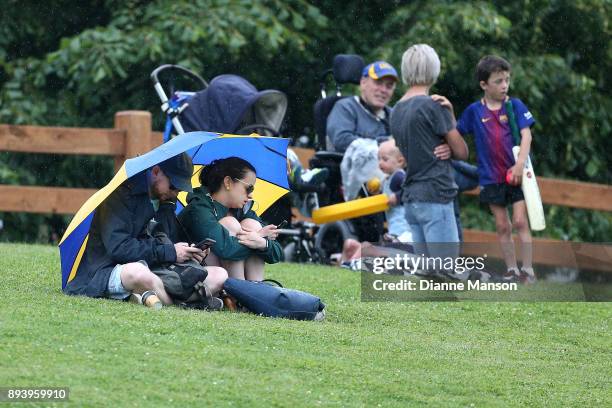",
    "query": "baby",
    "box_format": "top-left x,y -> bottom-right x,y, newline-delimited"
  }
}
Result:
378,139 -> 412,242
